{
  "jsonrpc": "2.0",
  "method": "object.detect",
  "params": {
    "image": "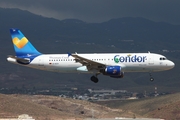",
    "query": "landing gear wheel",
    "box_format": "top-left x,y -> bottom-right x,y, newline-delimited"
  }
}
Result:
149,72 -> 154,82
90,76 -> 99,83
150,77 -> 154,82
